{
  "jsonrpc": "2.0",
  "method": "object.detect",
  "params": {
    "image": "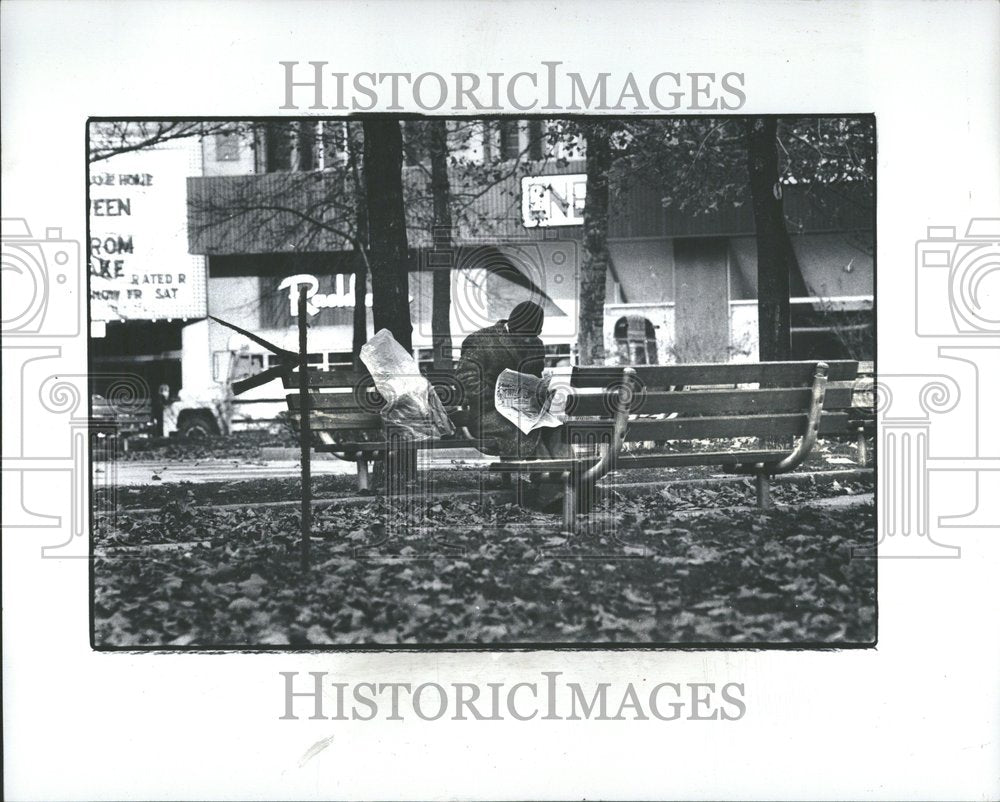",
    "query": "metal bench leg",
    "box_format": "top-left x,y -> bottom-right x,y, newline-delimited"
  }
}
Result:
562,473 -> 576,533
755,470 -> 772,509
514,475 -> 529,507
856,429 -> 869,467
356,456 -> 369,492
